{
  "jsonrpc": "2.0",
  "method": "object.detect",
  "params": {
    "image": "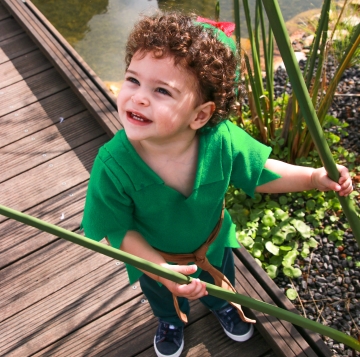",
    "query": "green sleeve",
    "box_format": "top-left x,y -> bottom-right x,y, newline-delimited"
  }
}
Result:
256,167 -> 281,187
81,151 -> 134,249
226,122 -> 281,197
